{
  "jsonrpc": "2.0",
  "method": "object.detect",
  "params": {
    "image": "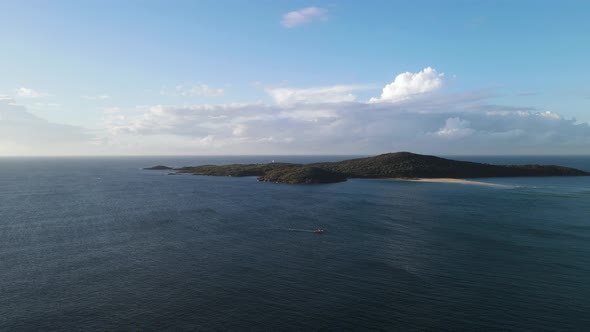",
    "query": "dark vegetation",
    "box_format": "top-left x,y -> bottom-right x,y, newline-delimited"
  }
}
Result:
310,152 -> 588,178
176,162 -> 298,177
146,152 -> 589,184
258,166 -> 348,184
143,165 -> 174,170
